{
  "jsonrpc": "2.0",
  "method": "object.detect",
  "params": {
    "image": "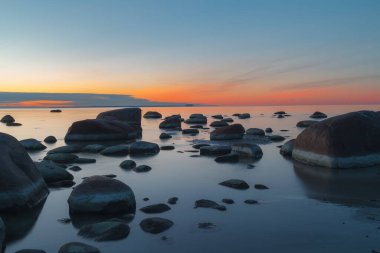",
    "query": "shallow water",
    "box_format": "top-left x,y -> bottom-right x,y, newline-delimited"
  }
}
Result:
1,105 -> 380,253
